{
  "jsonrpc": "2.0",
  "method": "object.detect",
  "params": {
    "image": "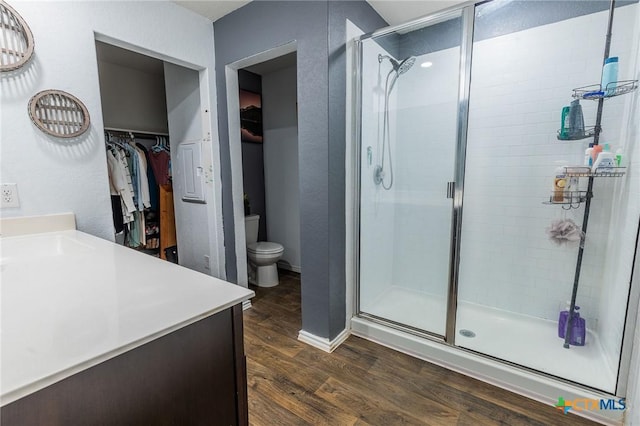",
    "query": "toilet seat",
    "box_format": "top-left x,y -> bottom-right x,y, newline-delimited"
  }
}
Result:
247,241 -> 284,255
